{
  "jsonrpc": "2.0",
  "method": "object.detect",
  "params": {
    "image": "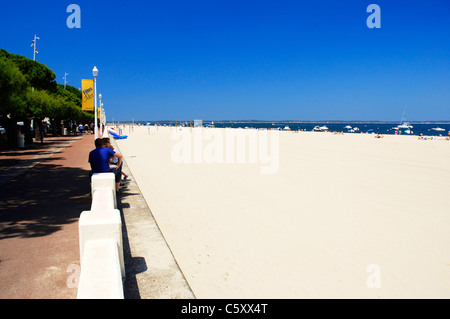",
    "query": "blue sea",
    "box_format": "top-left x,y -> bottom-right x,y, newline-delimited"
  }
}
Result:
142,121 -> 450,137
